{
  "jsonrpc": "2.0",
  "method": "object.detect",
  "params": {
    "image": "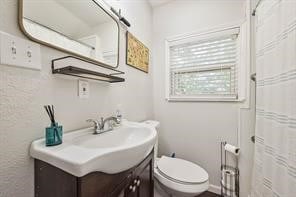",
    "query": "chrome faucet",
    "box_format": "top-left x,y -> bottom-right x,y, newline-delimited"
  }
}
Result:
102,116 -> 121,130
86,116 -> 121,135
86,119 -> 101,134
